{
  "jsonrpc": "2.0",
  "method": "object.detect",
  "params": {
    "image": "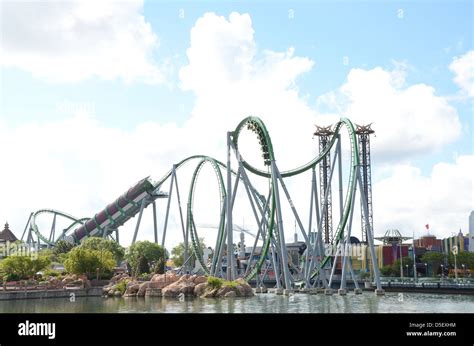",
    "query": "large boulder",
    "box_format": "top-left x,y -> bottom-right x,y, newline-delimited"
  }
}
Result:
194,276 -> 207,285
194,282 -> 207,296
162,282 -> 181,297
200,288 -> 218,298
124,283 -> 140,296
137,282 -> 150,297
224,291 -> 237,298
150,273 -> 179,288
216,285 -> 233,297
235,278 -> 254,297
162,280 -> 196,297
